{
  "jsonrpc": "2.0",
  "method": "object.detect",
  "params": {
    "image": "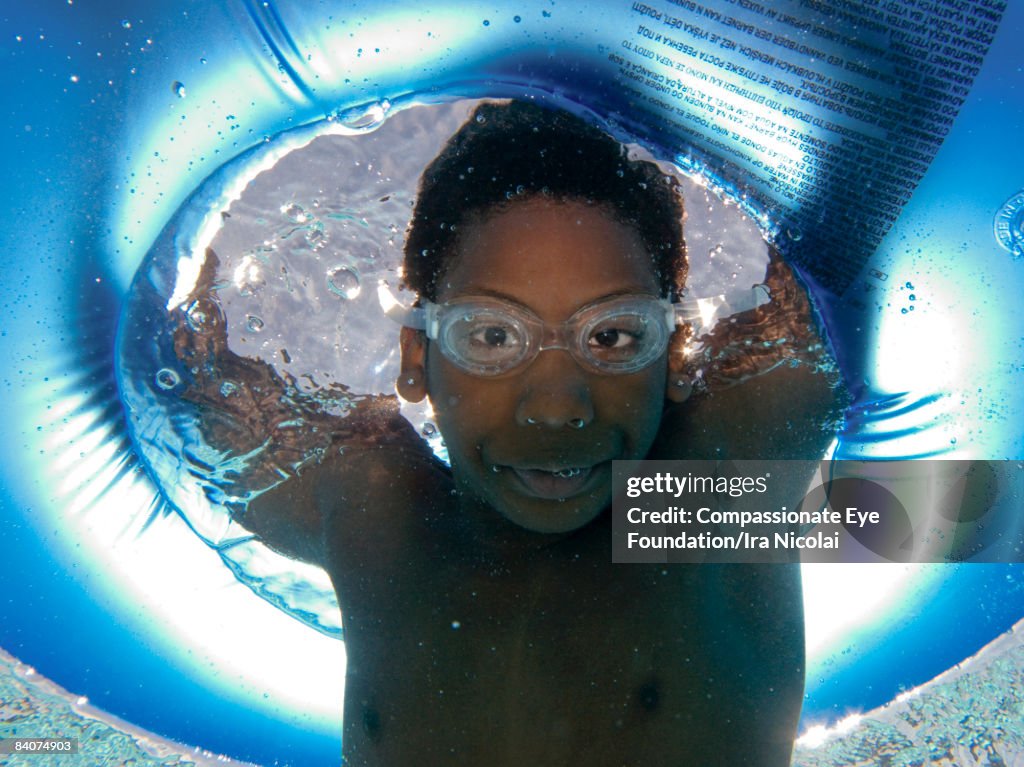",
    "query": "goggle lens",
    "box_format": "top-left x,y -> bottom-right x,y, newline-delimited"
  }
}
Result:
581,307 -> 662,370
442,309 -> 531,373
